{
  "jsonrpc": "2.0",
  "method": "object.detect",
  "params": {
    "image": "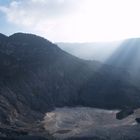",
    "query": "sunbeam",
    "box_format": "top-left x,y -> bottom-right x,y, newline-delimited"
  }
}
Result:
106,38 -> 140,77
